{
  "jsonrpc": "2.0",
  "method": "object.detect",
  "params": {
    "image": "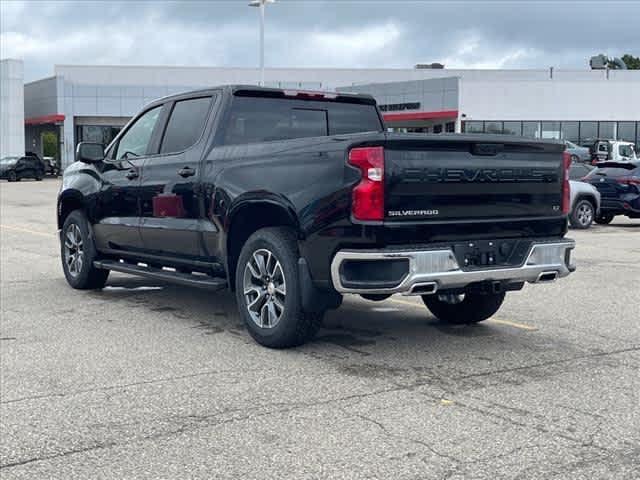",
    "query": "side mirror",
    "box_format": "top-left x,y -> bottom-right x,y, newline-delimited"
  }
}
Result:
76,142 -> 104,164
